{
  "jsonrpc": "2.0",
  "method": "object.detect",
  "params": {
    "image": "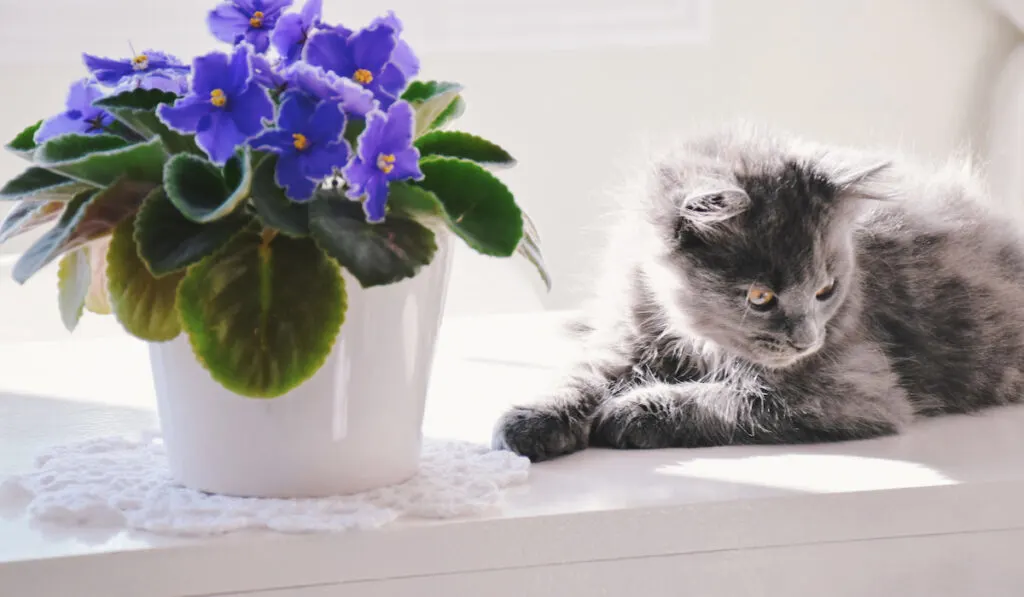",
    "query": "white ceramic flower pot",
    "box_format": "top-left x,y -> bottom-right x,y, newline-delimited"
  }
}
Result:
149,235 -> 454,498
